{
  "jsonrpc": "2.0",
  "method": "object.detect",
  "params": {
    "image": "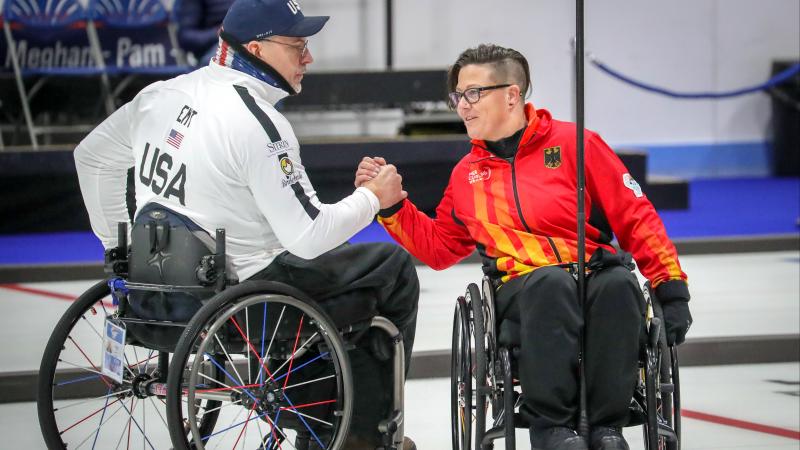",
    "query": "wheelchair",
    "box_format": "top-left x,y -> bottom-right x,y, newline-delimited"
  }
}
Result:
451,274 -> 681,450
37,205 -> 407,450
